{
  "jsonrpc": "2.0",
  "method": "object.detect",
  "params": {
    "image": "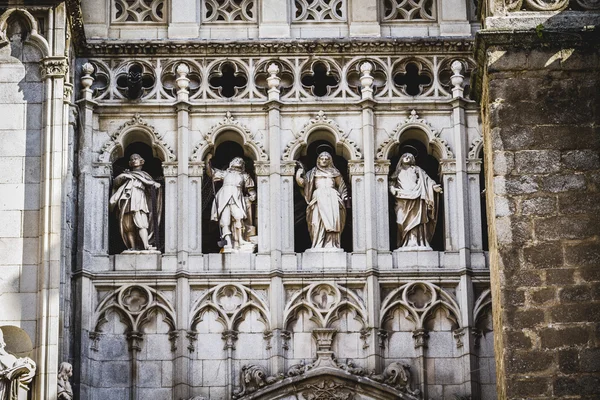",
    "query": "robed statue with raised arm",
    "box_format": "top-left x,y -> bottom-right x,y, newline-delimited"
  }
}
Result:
110,153 -> 162,252
206,154 -> 257,252
295,151 -> 348,250
390,152 -> 442,250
